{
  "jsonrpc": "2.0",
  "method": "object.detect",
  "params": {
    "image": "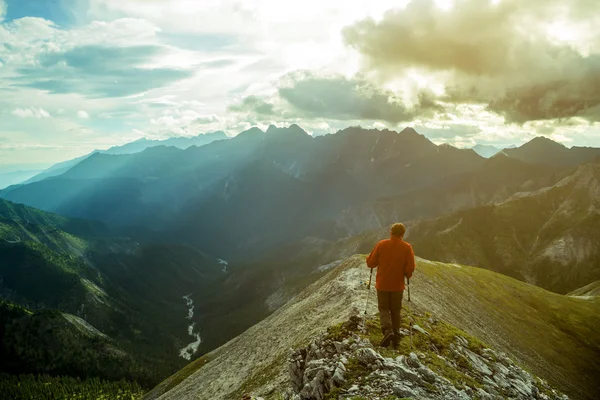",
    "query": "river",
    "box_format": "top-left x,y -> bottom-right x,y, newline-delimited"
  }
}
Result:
179,294 -> 202,360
